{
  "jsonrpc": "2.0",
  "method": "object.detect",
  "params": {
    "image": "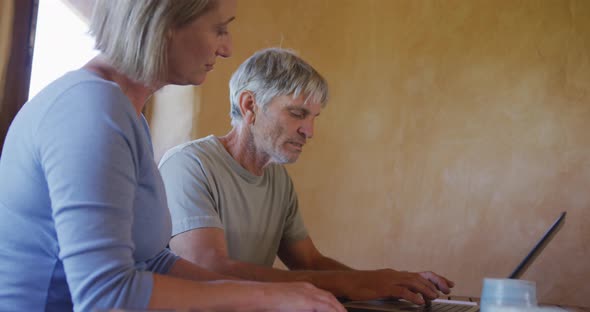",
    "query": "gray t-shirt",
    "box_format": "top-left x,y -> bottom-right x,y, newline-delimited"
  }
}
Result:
158,135 -> 308,266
